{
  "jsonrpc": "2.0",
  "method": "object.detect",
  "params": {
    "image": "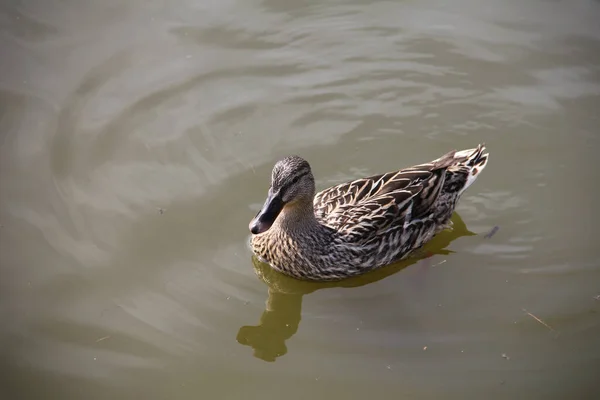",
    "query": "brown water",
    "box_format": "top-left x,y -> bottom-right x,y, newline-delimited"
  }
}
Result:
1,0 -> 600,398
